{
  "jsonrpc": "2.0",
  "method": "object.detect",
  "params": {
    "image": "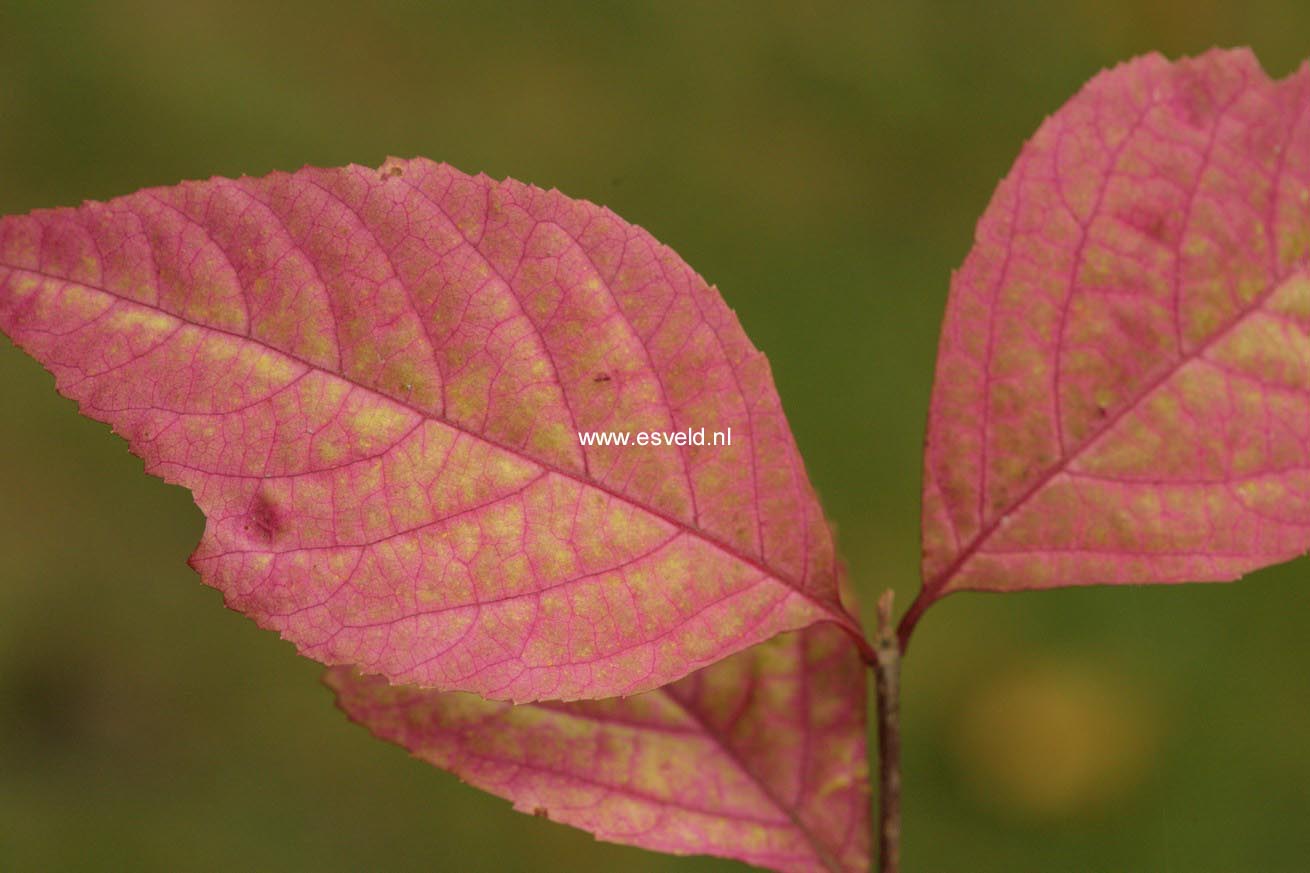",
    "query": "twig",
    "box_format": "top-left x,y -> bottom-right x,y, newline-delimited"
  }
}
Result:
873,589 -> 902,873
